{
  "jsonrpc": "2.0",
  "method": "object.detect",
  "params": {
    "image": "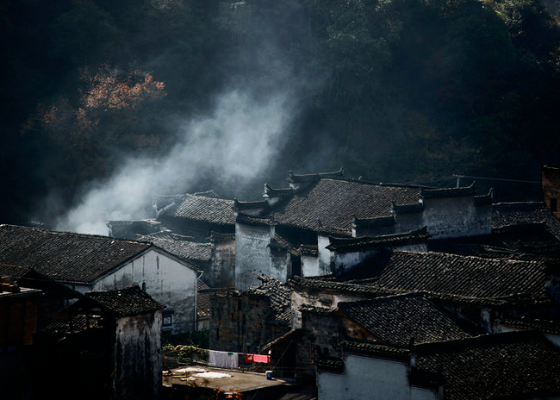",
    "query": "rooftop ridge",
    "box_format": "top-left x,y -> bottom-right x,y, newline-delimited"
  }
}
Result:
287,167 -> 344,183
420,183 -> 477,199
263,183 -> 295,197
327,226 -> 430,252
